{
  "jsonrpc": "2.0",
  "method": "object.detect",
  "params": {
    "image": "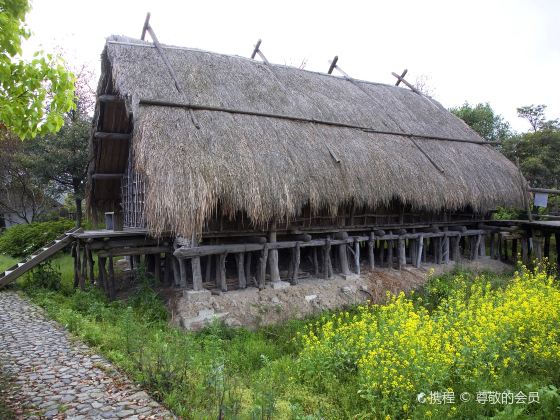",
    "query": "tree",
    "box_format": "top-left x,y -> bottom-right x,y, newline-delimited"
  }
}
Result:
25,68 -> 93,226
450,102 -> 511,142
517,104 -> 560,132
0,132 -> 58,224
0,0 -> 75,139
